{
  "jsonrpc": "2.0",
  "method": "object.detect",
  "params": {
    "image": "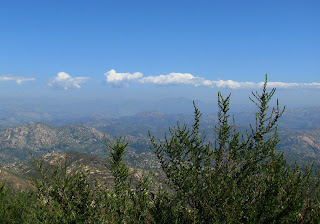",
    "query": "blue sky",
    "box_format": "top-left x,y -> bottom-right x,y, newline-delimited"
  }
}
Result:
0,0 -> 319,116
